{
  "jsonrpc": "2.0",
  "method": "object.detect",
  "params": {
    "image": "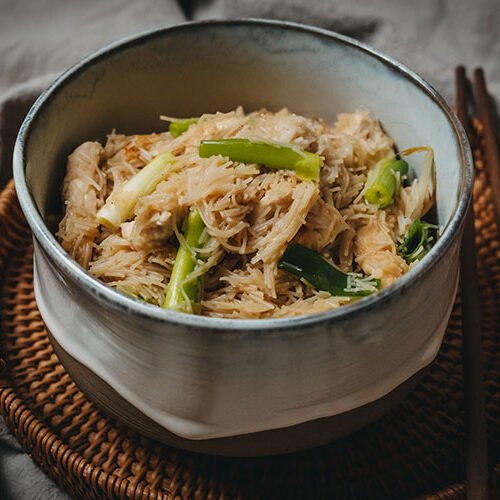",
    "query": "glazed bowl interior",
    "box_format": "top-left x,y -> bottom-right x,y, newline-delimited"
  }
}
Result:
22,19 -> 466,264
